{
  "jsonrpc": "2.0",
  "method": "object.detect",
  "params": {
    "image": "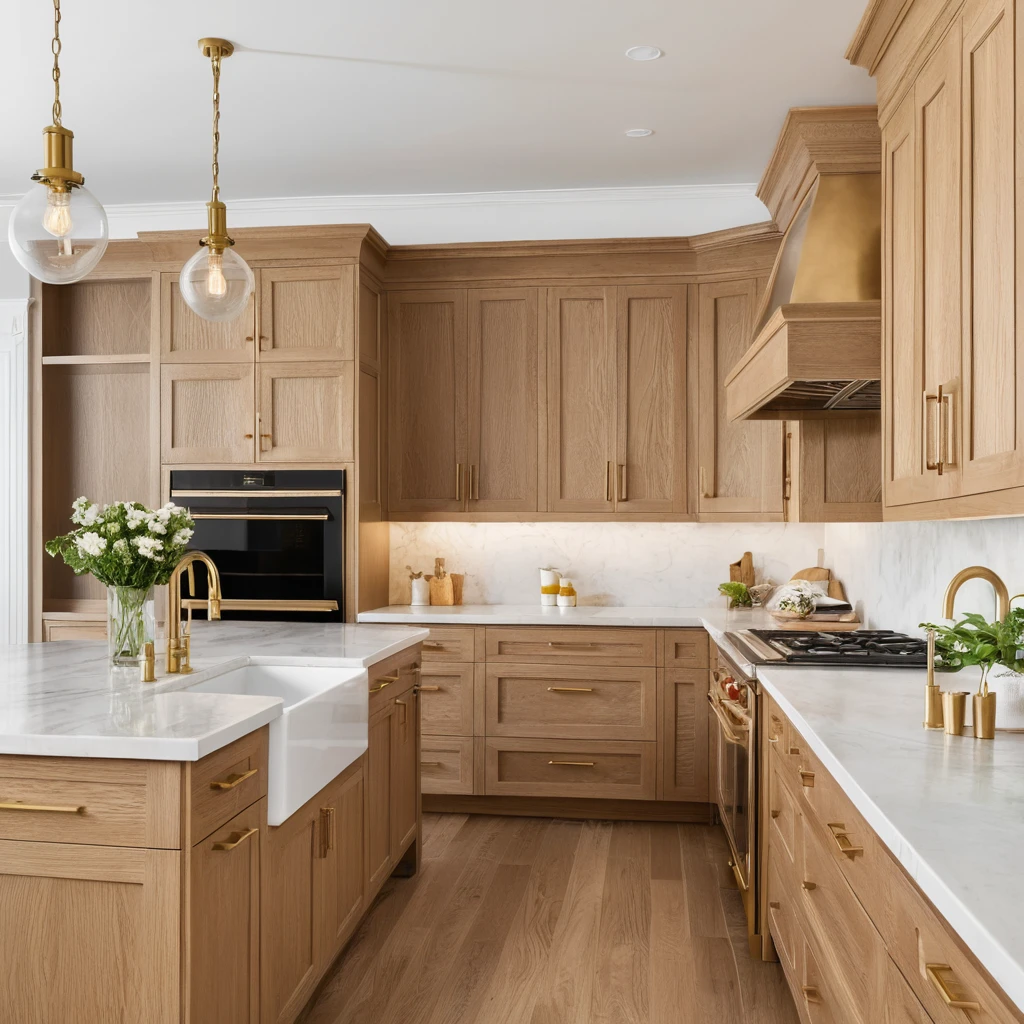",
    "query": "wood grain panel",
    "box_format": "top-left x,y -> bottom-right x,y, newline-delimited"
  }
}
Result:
258,266 -> 354,360
419,662 -> 475,736
484,738 -> 657,800
420,736 -> 475,795
43,364 -> 154,603
697,279 -> 784,517
485,626 -> 657,666
0,841 -> 180,1024
387,290 -> 467,513
659,667 -> 709,802
188,729 -> 268,847
365,702 -> 394,893
45,278 -> 152,357
320,761 -> 366,960
160,274 -> 253,361
485,663 -> 657,741
420,626 -> 477,663
359,280 -> 381,366
616,286 -> 687,513
662,629 -> 710,669
257,360 -> 354,462
468,288 -> 540,512
546,288 -> 616,513
161,362 -> 254,464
